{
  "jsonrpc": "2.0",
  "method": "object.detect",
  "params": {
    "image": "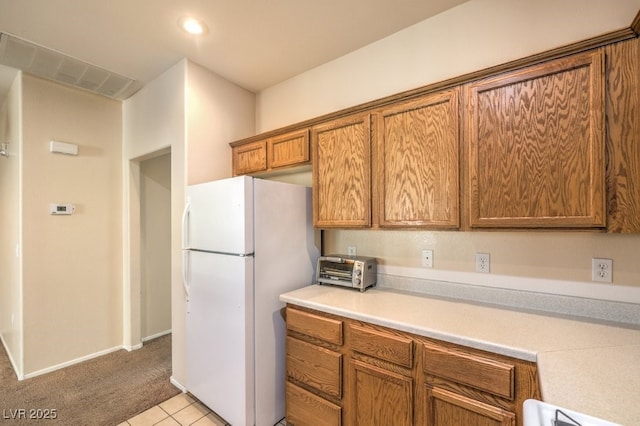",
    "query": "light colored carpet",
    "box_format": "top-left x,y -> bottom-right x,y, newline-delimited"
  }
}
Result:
0,334 -> 180,425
